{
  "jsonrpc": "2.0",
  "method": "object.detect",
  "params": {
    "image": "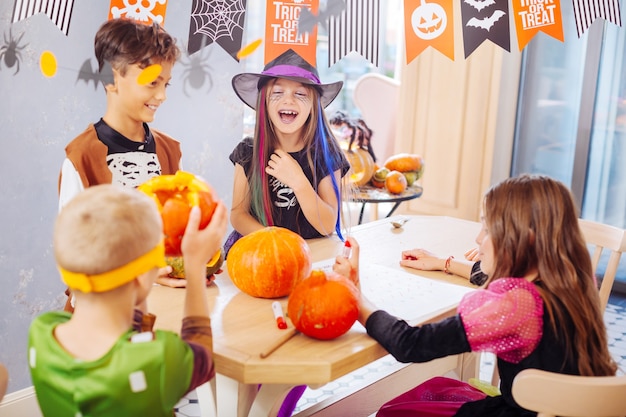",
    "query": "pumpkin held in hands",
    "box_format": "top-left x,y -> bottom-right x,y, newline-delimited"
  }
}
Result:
227,227 -> 312,298
287,269 -> 360,340
138,171 -> 217,256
